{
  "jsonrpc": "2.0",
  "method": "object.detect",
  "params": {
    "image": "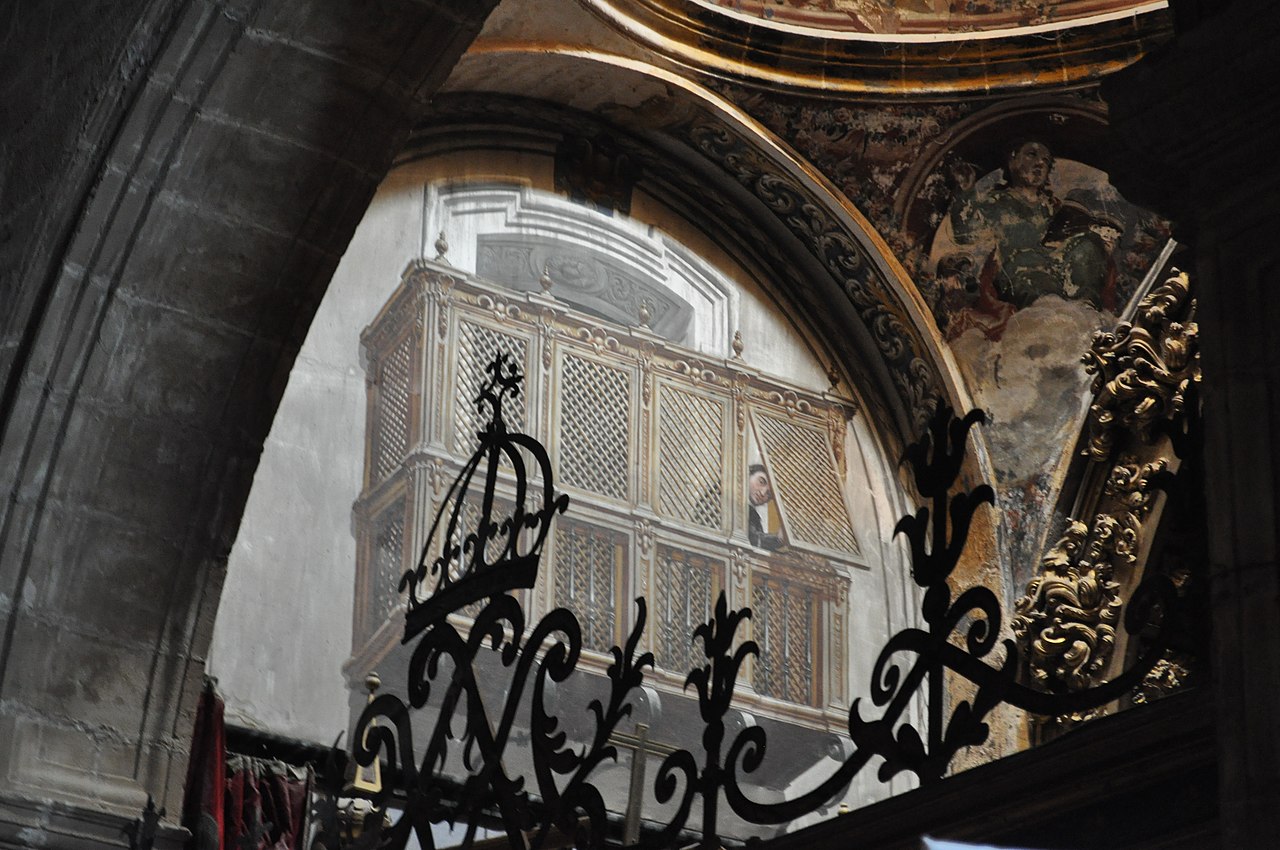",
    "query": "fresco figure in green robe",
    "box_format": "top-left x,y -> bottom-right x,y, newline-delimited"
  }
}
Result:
939,139 -> 1121,316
